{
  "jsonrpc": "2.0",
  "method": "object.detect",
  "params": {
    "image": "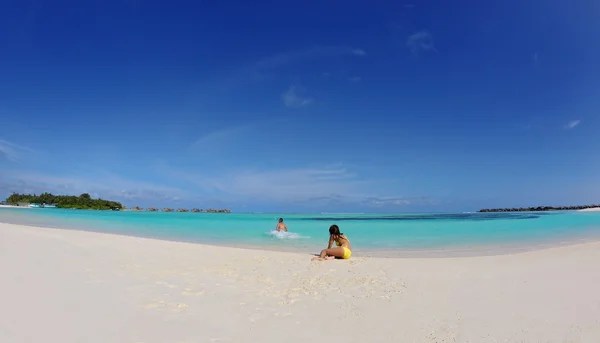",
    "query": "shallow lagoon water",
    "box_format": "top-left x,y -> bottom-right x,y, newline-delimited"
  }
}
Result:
2,208 -> 600,257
